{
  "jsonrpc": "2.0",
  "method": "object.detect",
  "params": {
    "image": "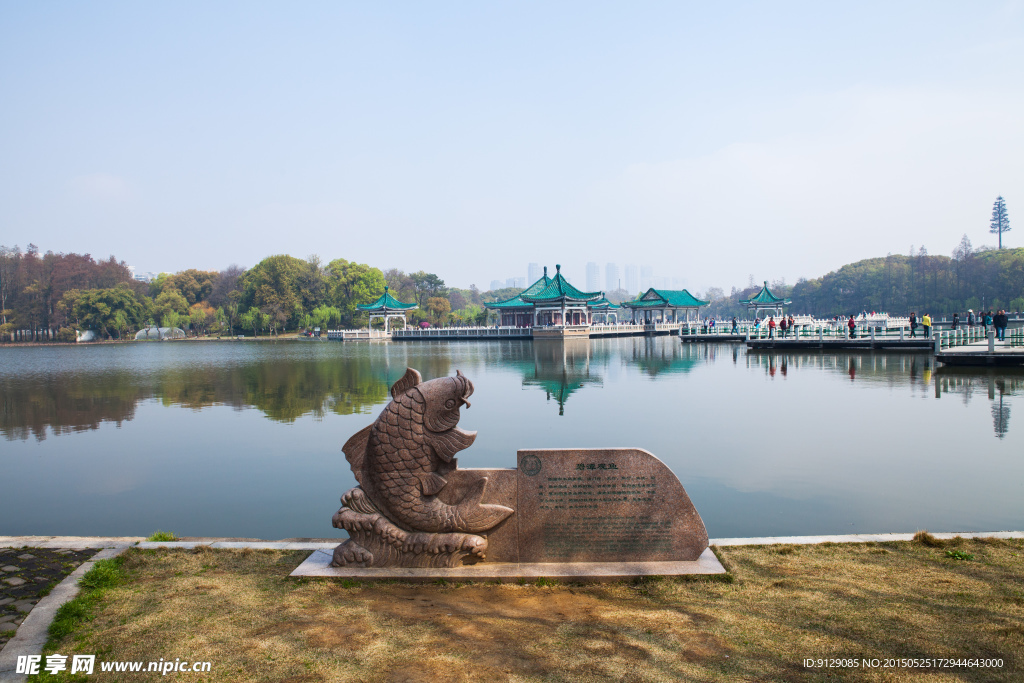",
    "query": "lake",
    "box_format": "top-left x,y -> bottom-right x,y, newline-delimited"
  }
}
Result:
2,338 -> 1022,540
